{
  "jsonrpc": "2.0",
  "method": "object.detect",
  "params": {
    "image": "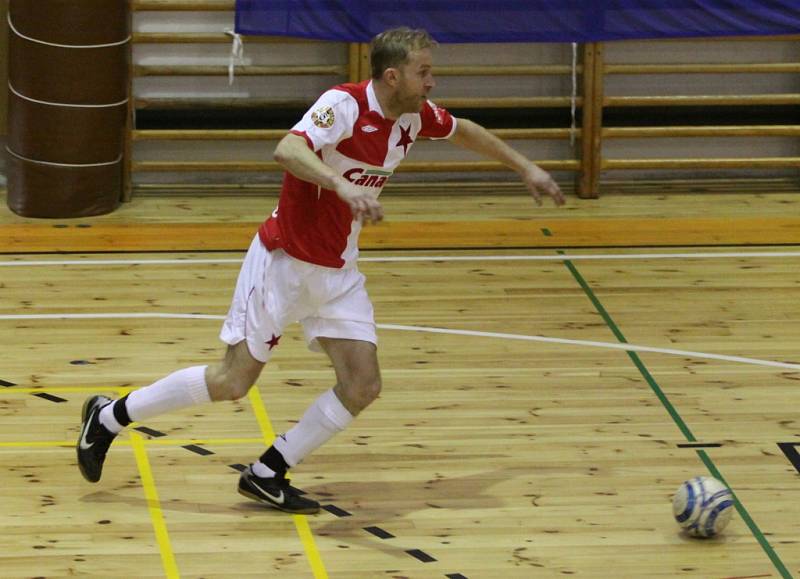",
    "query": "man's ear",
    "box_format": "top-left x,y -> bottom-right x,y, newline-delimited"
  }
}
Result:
382,67 -> 400,87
